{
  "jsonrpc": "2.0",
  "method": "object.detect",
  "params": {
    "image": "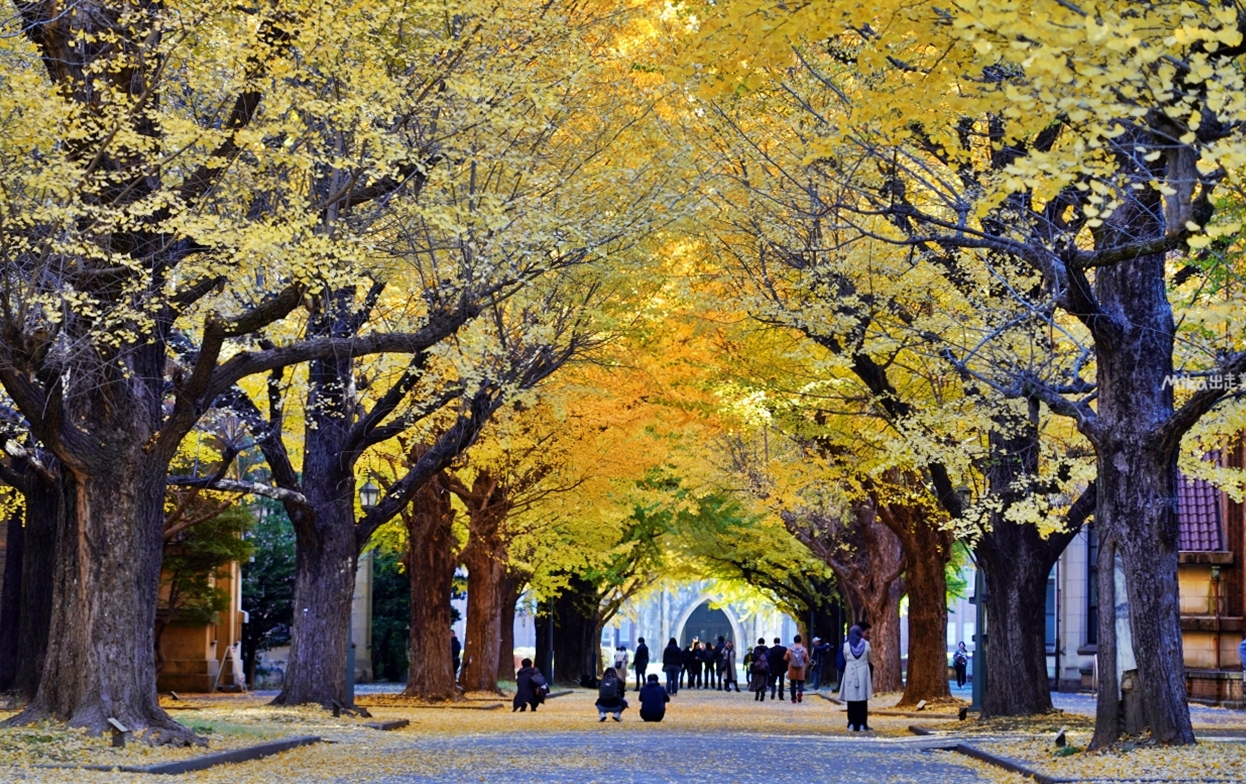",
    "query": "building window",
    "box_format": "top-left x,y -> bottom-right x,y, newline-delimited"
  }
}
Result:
1086,524 -> 1098,646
